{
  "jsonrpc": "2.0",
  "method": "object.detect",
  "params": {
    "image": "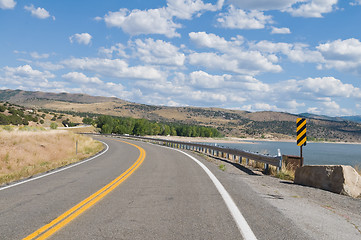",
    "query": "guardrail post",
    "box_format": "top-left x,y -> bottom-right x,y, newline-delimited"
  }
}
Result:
246,158 -> 249,166
264,163 -> 269,174
278,150 -> 282,172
